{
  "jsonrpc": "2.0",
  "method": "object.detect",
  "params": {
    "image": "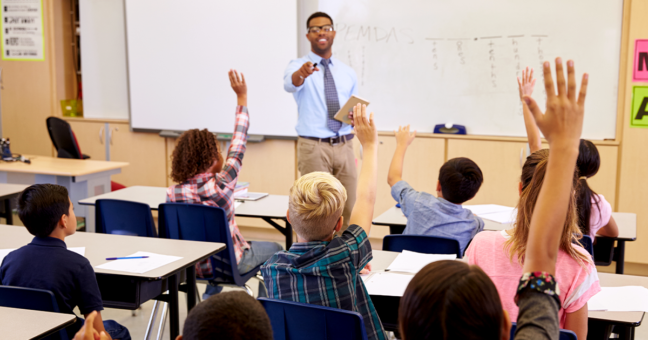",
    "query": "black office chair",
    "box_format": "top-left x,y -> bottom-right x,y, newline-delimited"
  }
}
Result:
46,117 -> 89,160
